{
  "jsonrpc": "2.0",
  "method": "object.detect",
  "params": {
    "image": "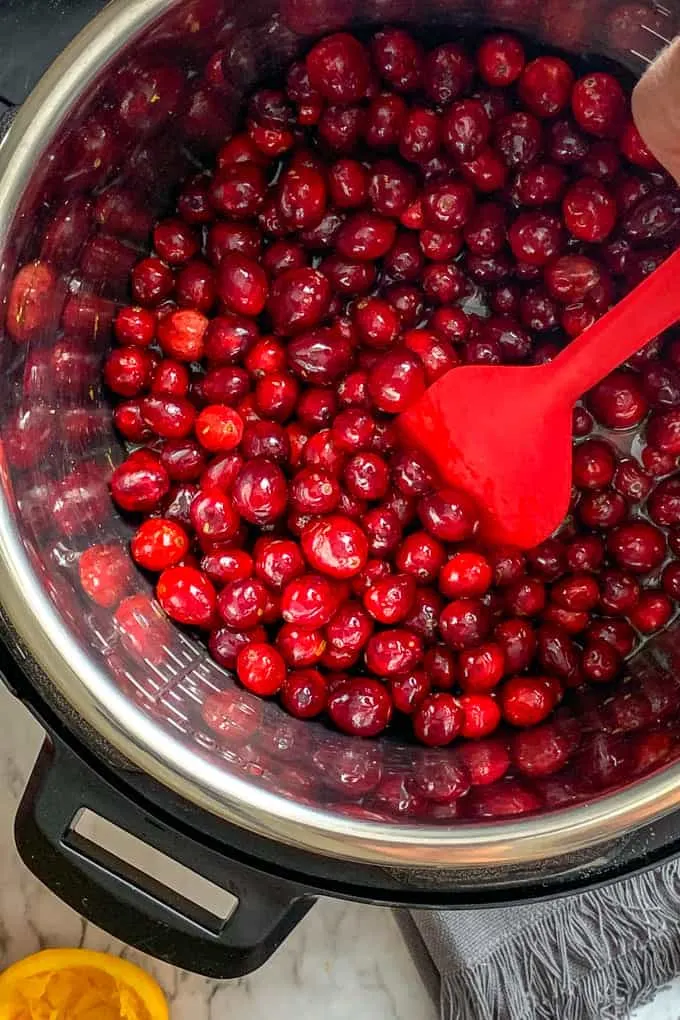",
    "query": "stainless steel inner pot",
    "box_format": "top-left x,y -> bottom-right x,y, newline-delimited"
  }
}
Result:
0,0 -> 679,874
